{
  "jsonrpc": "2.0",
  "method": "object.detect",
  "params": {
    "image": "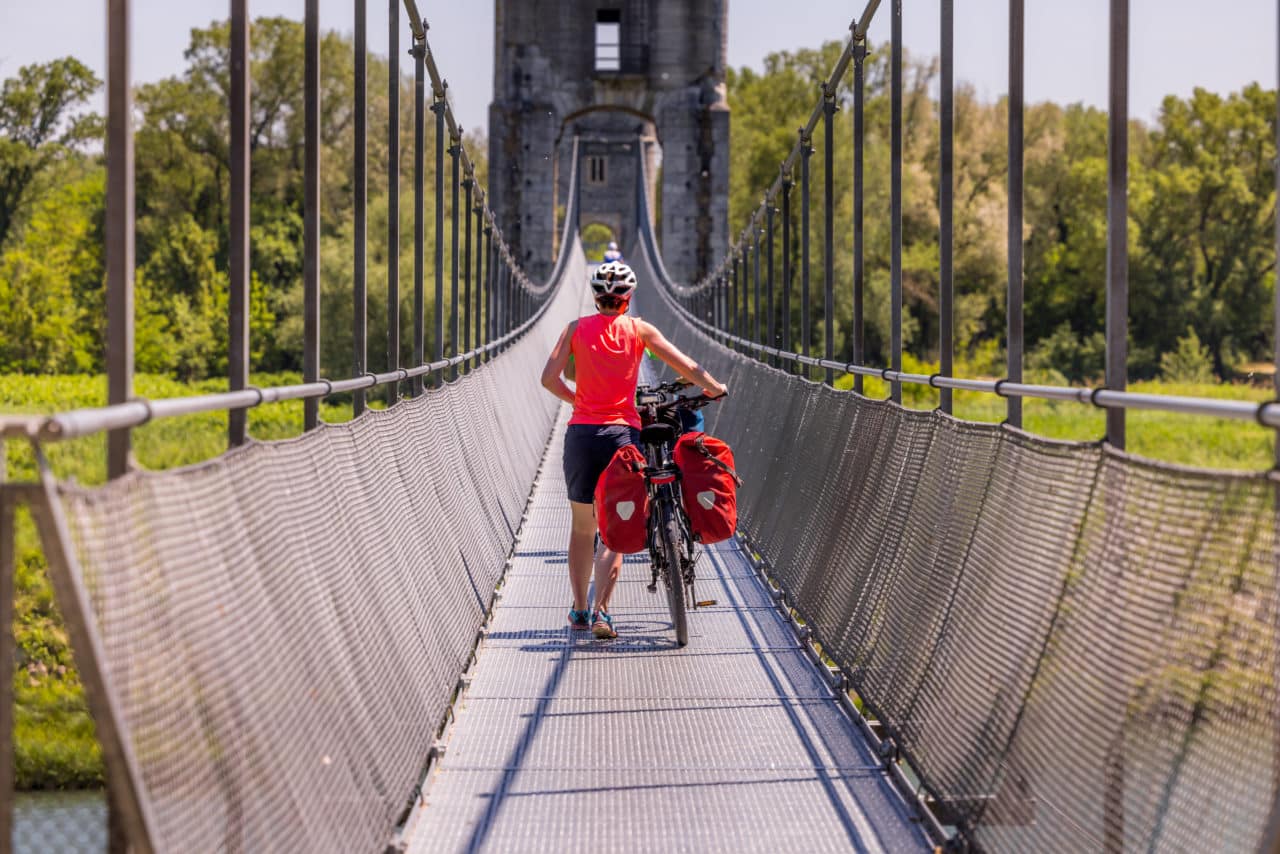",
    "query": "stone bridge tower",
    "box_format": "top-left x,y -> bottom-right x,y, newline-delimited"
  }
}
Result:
488,0 -> 729,284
